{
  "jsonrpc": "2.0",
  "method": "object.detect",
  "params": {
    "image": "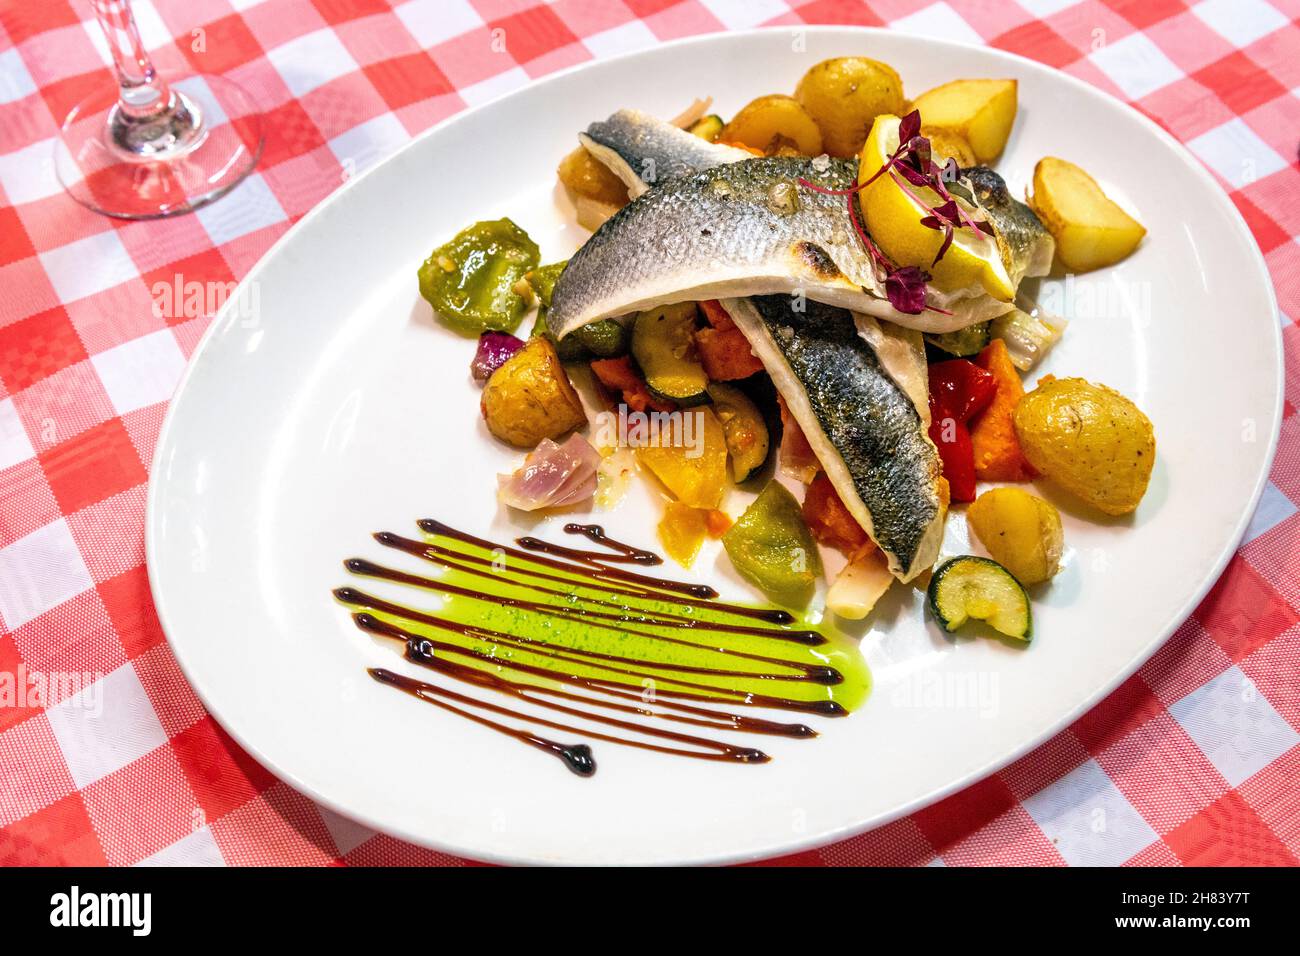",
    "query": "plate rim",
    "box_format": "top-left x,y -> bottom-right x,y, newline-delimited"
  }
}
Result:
146,25 -> 1285,866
